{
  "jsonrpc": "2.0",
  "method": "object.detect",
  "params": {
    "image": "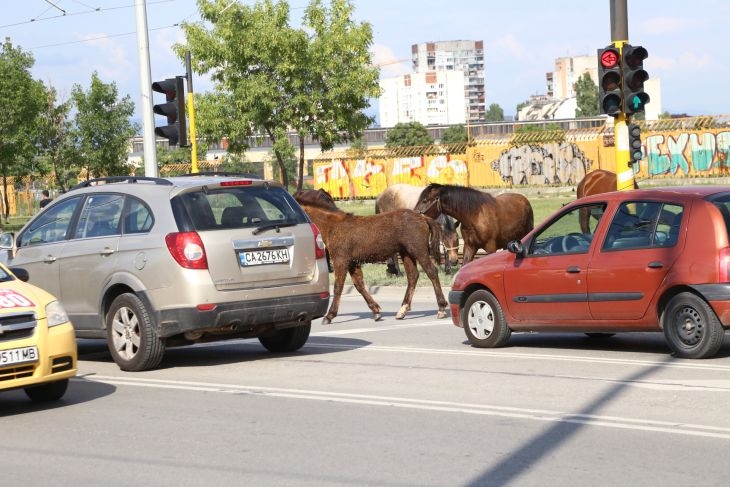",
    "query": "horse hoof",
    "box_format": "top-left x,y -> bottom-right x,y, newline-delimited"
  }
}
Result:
437,310 -> 447,319
395,312 -> 406,320
373,313 -> 382,321
322,317 -> 332,325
